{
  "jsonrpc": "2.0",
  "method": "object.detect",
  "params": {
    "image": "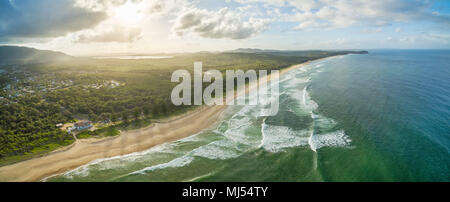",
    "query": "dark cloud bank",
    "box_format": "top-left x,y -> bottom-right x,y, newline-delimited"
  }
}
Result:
0,0 -> 106,42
